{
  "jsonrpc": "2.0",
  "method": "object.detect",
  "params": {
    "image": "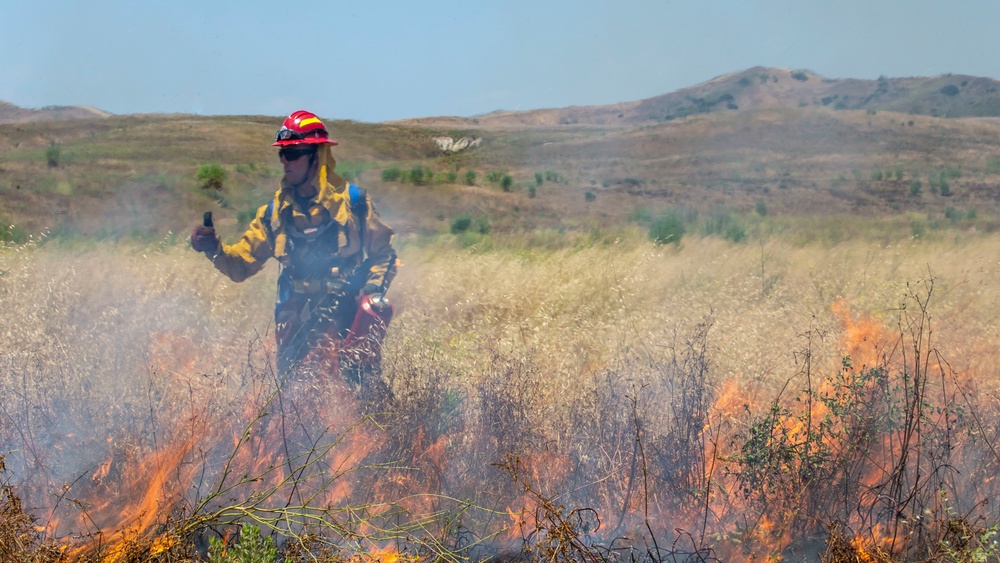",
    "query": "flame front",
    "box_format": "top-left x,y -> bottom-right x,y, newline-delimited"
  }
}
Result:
9,294 -> 994,561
